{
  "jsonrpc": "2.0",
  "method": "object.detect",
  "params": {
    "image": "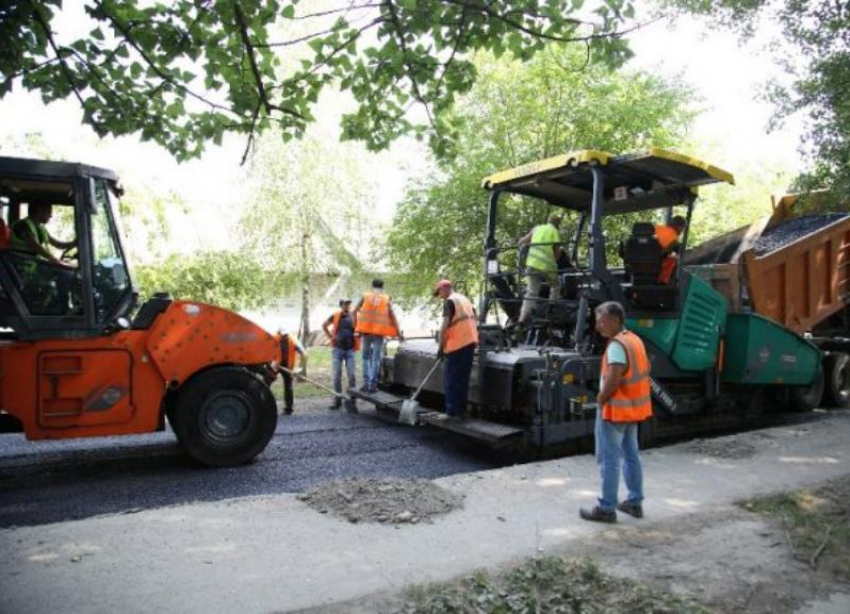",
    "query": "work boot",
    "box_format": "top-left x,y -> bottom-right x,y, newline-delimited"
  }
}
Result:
579,506 -> 617,523
284,407 -> 294,415
329,402 -> 341,411
617,500 -> 643,518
